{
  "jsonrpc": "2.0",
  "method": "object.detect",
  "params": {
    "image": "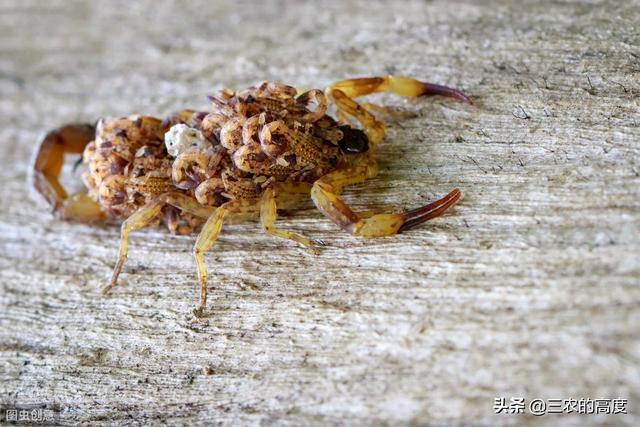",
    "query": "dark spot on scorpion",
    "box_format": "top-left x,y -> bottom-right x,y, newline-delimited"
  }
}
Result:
108,157 -> 128,175
207,133 -> 221,145
112,190 -> 126,205
248,151 -> 268,162
137,146 -> 152,158
186,167 -> 203,183
284,153 -> 297,166
191,111 -> 208,124
338,125 -> 369,154
213,192 -> 229,206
